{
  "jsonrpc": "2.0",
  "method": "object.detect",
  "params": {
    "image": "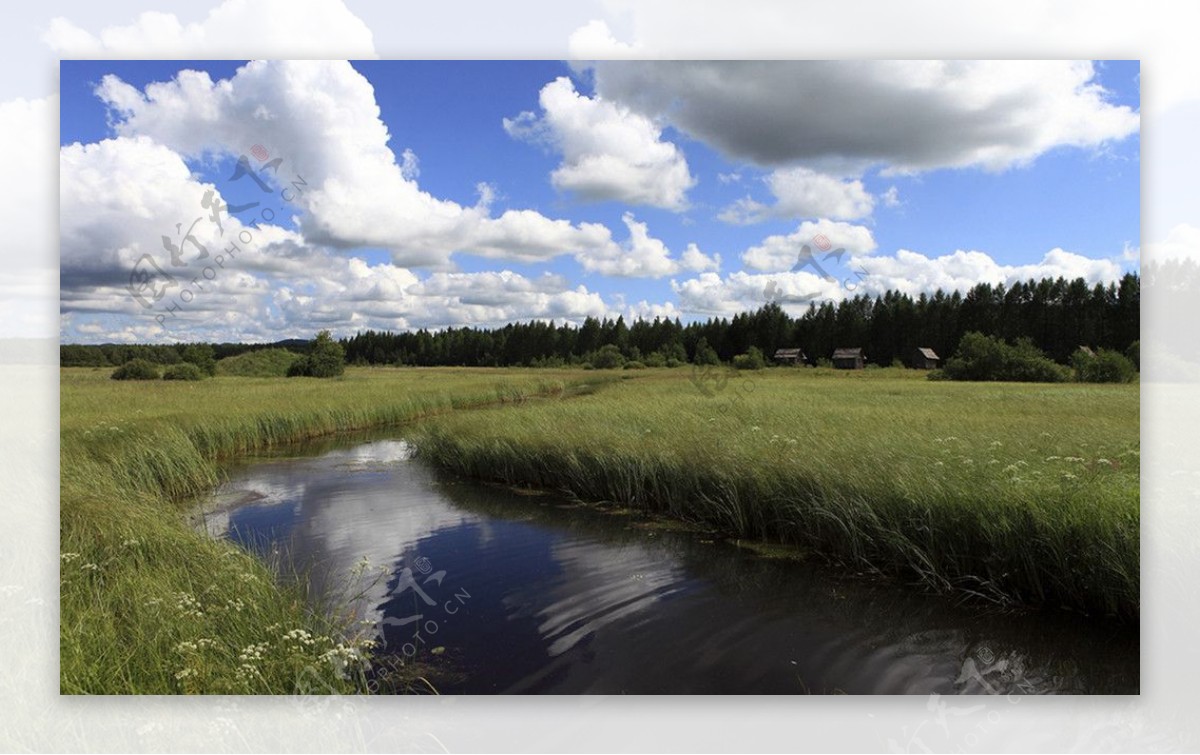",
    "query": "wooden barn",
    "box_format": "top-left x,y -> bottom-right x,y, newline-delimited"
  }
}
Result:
912,347 -> 940,369
832,347 -> 865,370
773,348 -> 806,366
